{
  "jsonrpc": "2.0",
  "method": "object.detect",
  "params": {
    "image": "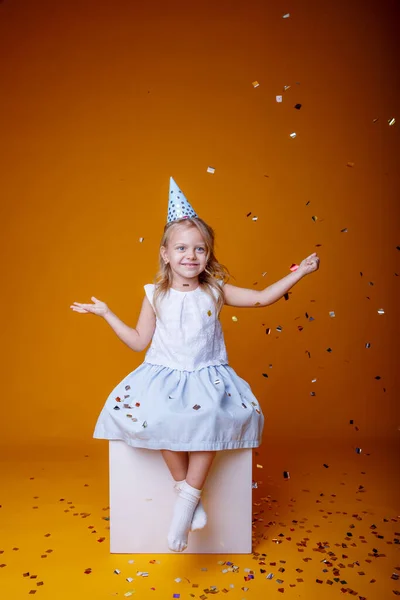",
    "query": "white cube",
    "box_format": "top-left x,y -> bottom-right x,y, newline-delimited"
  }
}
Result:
109,441 -> 253,554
